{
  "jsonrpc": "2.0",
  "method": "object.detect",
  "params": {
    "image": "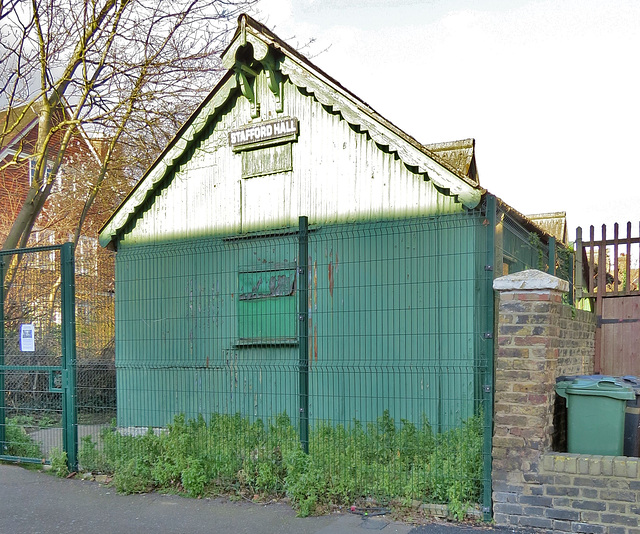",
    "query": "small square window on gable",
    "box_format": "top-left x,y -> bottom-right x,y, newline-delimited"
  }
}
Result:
237,265 -> 297,346
229,117 -> 298,179
241,143 -> 292,179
